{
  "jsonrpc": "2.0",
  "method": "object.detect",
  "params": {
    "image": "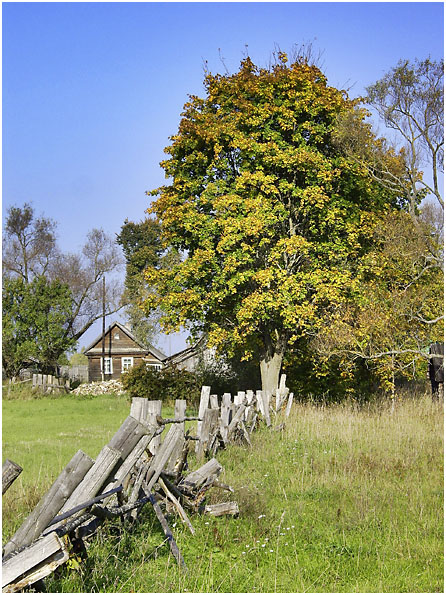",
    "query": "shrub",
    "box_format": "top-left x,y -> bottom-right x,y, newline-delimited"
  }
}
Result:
121,363 -> 201,406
